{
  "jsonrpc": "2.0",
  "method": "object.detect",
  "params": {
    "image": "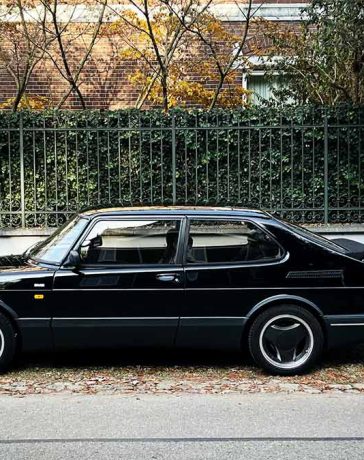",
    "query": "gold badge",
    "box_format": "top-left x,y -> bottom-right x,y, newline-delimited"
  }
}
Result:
34,294 -> 44,300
